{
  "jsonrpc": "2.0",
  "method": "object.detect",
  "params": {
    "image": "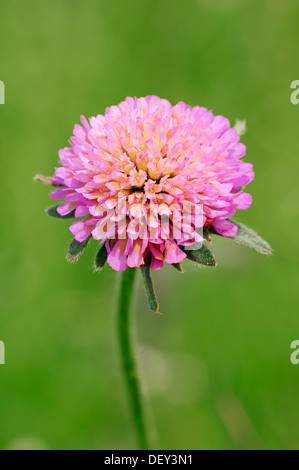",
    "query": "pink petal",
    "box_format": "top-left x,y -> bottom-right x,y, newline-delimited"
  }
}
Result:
164,240 -> 186,264
70,219 -> 95,242
107,240 -> 128,271
233,192 -> 252,210
213,219 -> 238,237
57,202 -> 76,216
